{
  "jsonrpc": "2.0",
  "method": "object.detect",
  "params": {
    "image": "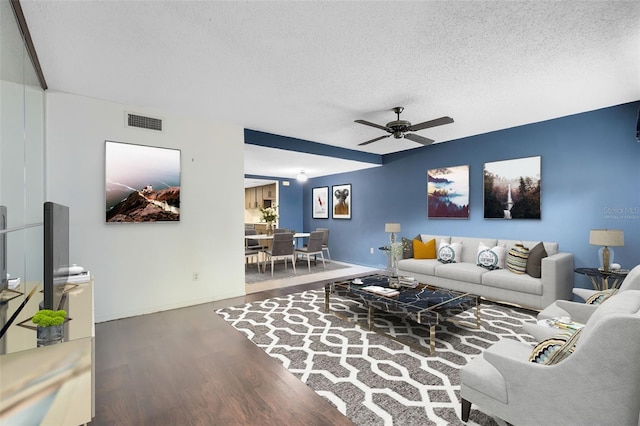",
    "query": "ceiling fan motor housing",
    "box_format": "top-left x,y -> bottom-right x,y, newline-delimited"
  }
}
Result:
387,120 -> 412,137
